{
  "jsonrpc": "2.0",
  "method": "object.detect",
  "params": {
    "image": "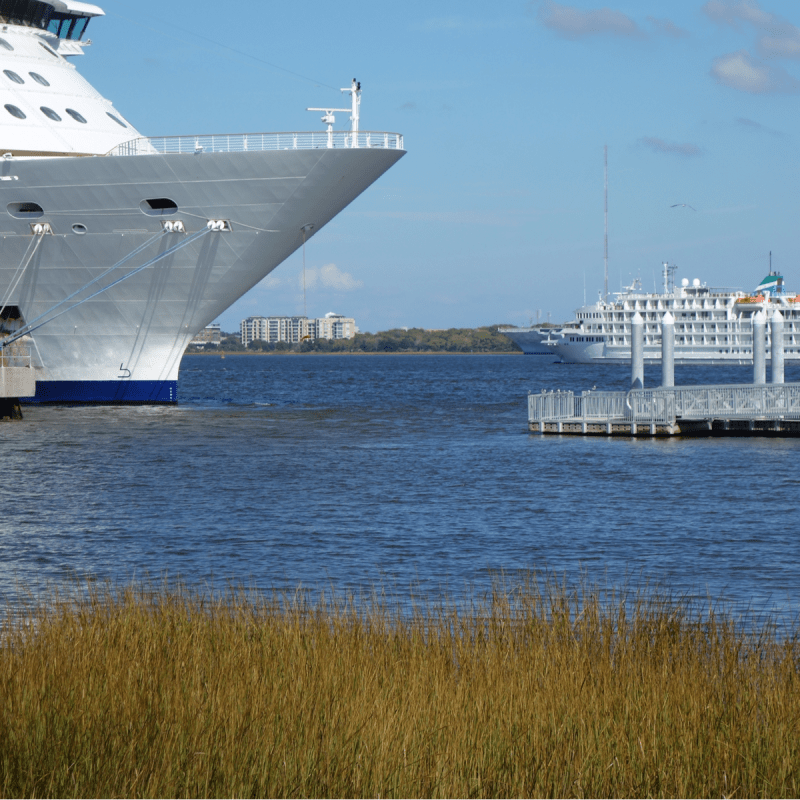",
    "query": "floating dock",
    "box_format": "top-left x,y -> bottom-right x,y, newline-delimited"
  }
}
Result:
528,308 -> 800,437
528,384 -> 800,436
